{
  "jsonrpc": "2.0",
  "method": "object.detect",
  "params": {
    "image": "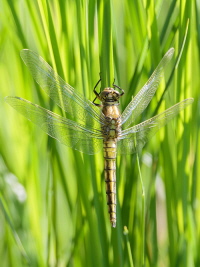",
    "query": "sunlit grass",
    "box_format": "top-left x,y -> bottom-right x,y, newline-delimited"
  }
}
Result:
0,0 -> 199,266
